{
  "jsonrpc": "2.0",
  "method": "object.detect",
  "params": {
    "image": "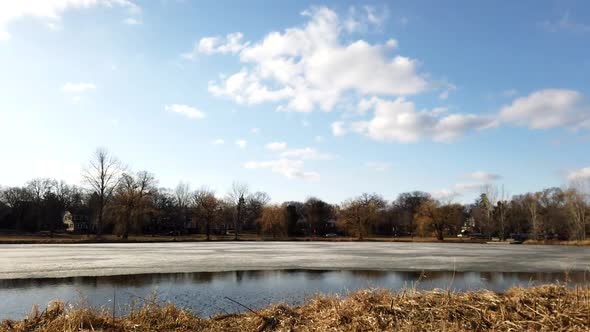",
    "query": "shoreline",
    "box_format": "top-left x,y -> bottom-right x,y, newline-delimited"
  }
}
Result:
0,234 -> 588,246
2,285 -> 588,331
